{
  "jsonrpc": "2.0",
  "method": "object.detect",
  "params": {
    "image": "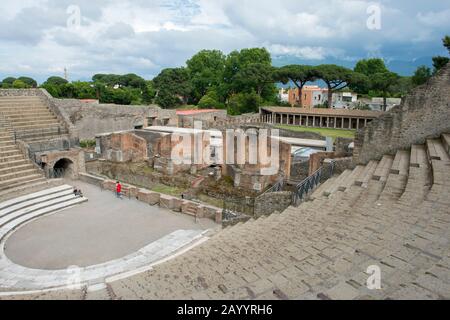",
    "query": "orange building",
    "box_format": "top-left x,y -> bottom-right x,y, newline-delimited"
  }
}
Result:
288,85 -> 328,108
